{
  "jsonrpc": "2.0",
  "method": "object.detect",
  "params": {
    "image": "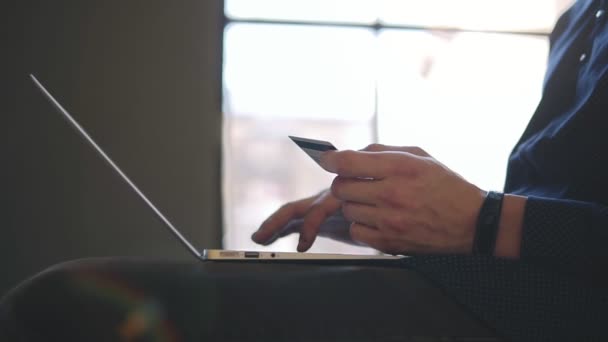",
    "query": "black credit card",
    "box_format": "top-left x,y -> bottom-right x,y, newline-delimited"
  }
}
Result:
289,135 -> 337,166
